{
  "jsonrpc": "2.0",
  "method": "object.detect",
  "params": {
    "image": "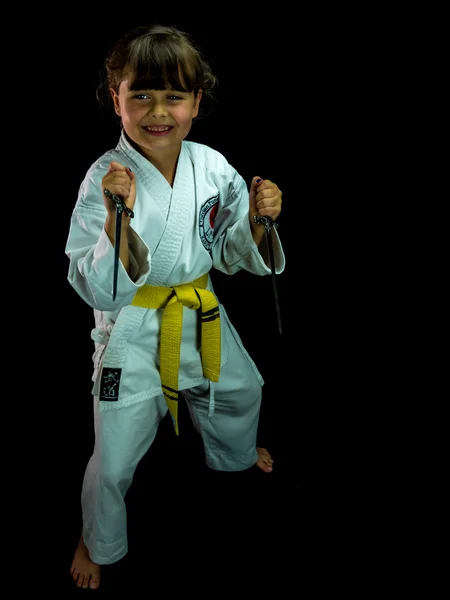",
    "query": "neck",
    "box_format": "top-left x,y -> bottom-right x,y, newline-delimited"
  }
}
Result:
125,131 -> 181,187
